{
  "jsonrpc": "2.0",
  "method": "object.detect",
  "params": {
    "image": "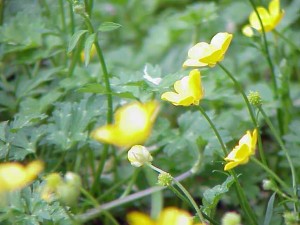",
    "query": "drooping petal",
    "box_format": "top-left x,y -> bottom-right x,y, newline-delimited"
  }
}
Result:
183,58 -> 208,68
161,92 -> 194,106
188,69 -> 204,102
242,25 -> 254,37
210,32 -> 233,55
